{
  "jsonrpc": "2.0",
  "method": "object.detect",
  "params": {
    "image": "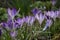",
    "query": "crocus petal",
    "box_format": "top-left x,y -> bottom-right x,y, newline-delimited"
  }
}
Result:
1,22 -> 11,30
25,16 -> 30,24
7,20 -> 13,29
29,16 -> 35,26
11,8 -> 17,17
42,19 -> 52,31
7,8 -> 12,17
35,14 -> 39,20
56,10 -> 60,18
